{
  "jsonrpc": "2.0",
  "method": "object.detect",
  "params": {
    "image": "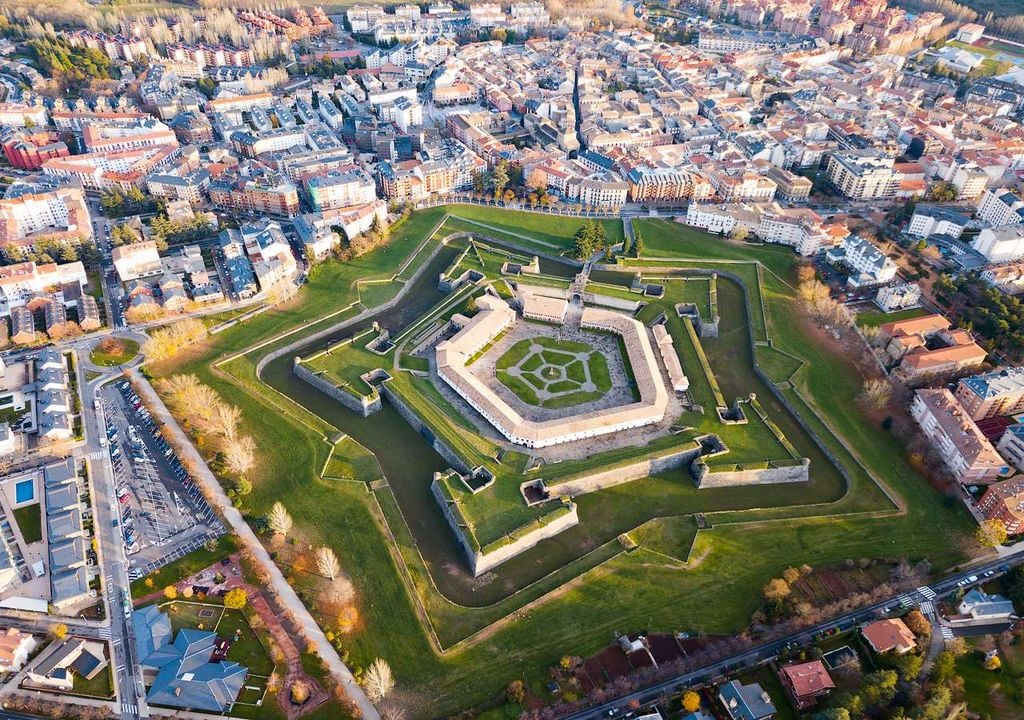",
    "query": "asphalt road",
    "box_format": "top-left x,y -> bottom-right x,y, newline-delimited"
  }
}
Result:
558,553 -> 1024,720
